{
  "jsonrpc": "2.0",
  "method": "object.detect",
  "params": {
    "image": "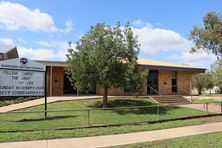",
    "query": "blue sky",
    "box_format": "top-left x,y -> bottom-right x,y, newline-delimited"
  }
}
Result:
0,0 -> 221,69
